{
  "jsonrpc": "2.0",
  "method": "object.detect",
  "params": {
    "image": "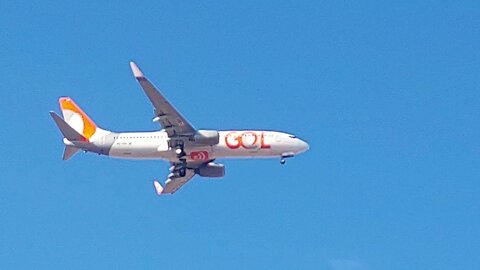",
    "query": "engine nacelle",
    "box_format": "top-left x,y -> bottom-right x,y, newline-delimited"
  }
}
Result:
191,130 -> 219,145
196,163 -> 225,178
